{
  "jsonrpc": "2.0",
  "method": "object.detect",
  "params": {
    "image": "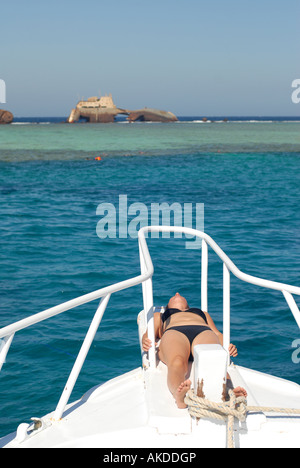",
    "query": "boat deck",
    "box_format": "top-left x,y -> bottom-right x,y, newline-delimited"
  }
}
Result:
1,363 -> 300,449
